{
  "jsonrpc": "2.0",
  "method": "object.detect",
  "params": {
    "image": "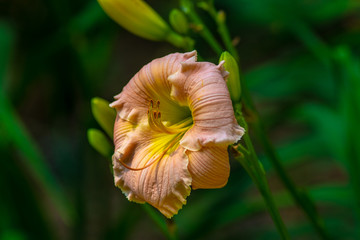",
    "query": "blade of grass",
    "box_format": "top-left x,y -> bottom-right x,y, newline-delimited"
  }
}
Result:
0,94 -> 75,225
0,22 -> 74,226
